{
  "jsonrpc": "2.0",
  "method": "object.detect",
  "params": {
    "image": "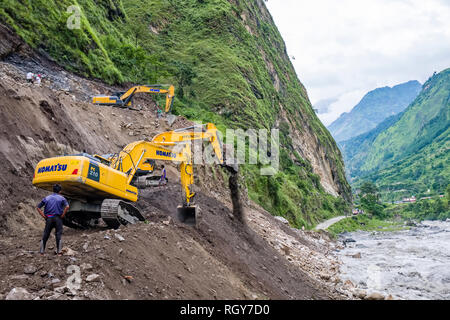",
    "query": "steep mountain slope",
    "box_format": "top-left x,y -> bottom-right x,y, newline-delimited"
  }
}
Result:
340,112 -> 404,178
328,80 -> 422,142
0,0 -> 351,226
349,69 -> 450,201
0,29 -> 354,300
